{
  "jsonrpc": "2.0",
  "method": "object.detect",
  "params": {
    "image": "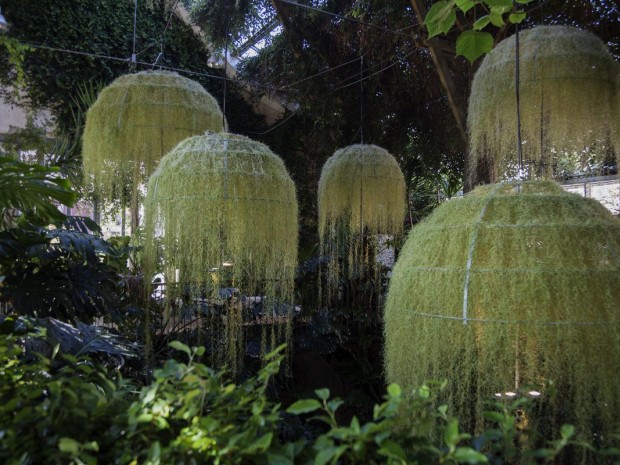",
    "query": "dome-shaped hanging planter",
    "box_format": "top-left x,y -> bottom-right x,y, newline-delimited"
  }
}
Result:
318,144 -> 406,298
144,132 -> 298,372
468,26 -> 620,180
83,70 -> 224,208
384,180 -> 620,448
